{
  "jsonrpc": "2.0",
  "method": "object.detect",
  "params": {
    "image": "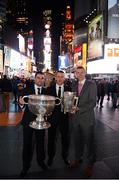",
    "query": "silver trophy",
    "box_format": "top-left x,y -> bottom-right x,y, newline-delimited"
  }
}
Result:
22,95 -> 61,129
62,91 -> 79,113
